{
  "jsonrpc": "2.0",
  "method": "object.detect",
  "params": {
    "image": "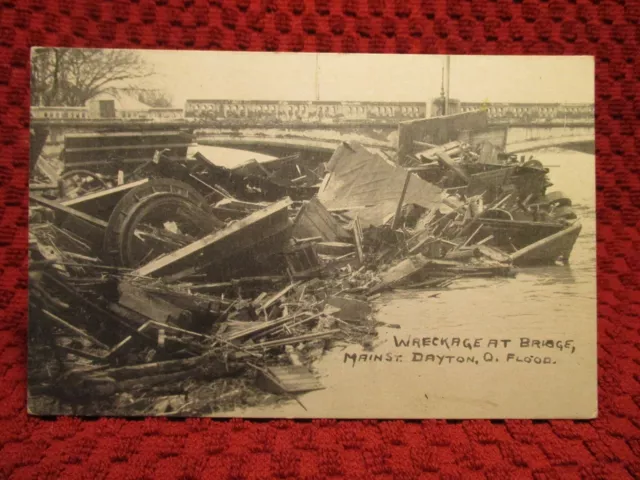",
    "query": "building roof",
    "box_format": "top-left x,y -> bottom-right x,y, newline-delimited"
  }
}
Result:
92,90 -> 153,111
